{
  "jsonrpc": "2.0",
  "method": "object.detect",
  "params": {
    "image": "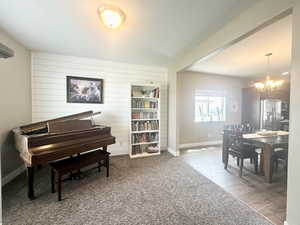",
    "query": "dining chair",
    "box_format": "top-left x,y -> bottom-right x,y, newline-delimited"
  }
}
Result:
273,148 -> 288,172
224,131 -> 258,177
